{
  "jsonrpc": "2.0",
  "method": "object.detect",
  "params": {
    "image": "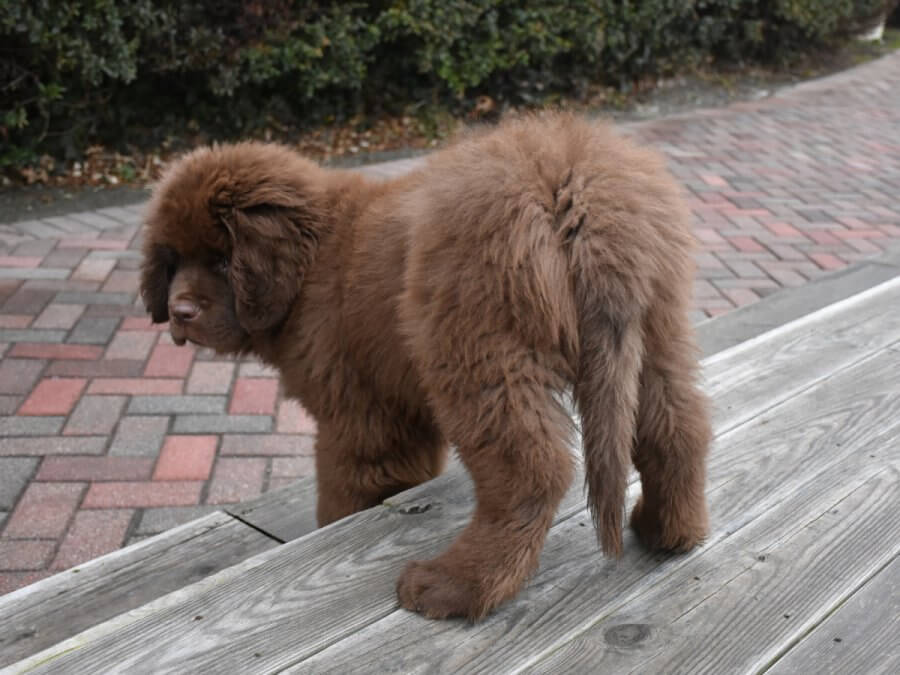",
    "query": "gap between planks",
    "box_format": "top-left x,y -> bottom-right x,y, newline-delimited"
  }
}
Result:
761,553 -> 900,675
